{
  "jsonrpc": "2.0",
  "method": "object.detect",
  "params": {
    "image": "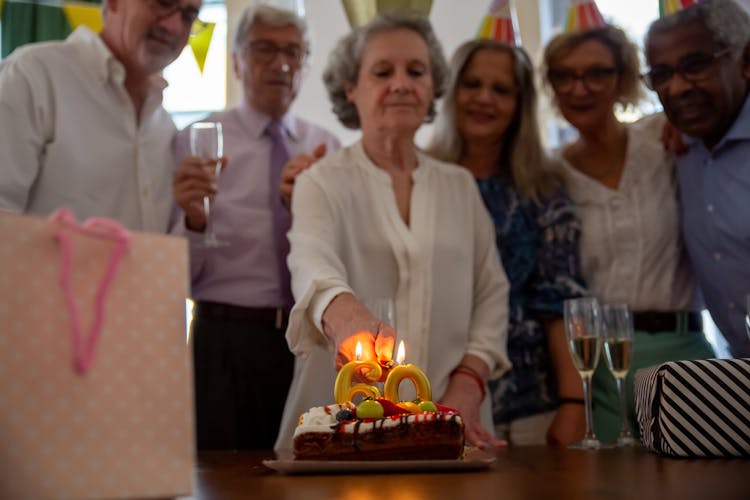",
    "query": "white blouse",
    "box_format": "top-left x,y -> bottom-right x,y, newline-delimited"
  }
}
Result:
560,114 -> 695,311
274,141 -> 510,450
